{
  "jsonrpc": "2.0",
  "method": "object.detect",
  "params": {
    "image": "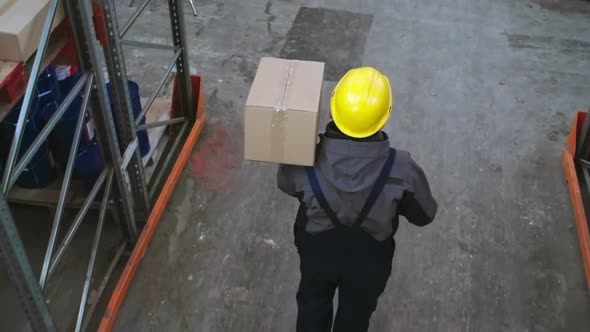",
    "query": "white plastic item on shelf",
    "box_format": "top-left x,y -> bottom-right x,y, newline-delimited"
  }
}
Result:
55,65 -> 73,81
